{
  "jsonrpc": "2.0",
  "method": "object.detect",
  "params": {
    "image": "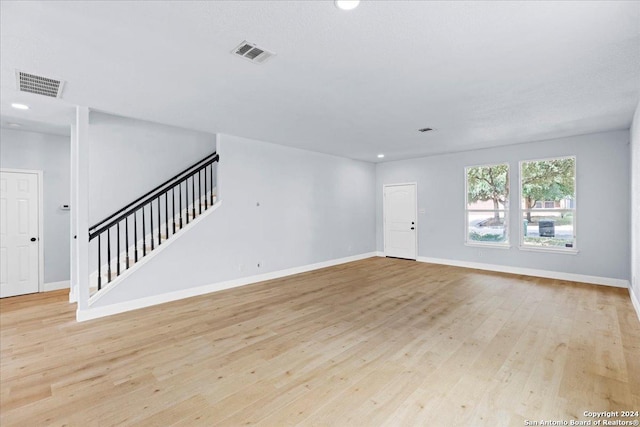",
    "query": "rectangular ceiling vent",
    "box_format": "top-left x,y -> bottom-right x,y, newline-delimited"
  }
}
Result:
232,41 -> 275,64
16,70 -> 65,98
